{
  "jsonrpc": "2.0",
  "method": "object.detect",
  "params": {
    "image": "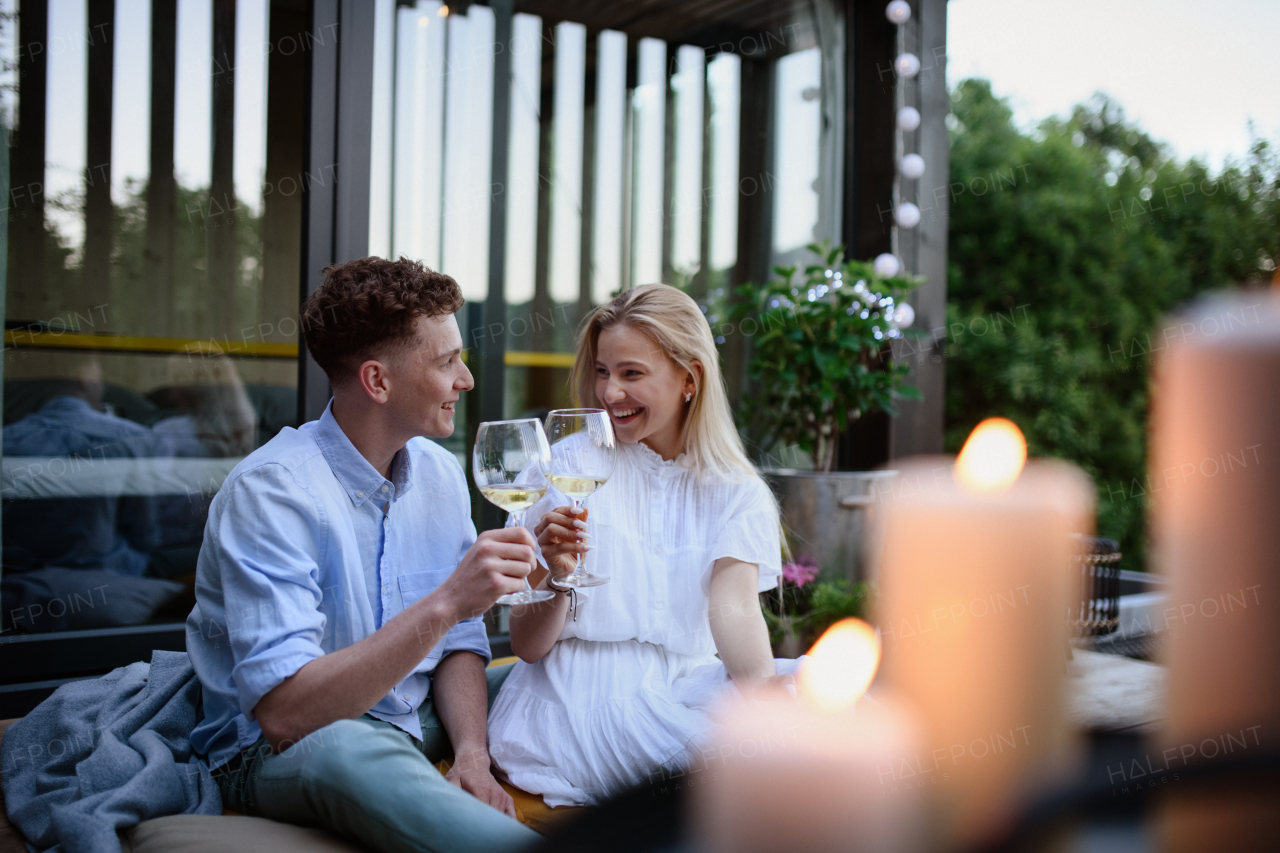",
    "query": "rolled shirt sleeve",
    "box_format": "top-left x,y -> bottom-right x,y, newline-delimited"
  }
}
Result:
210,464 -> 330,719
433,617 -> 492,666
